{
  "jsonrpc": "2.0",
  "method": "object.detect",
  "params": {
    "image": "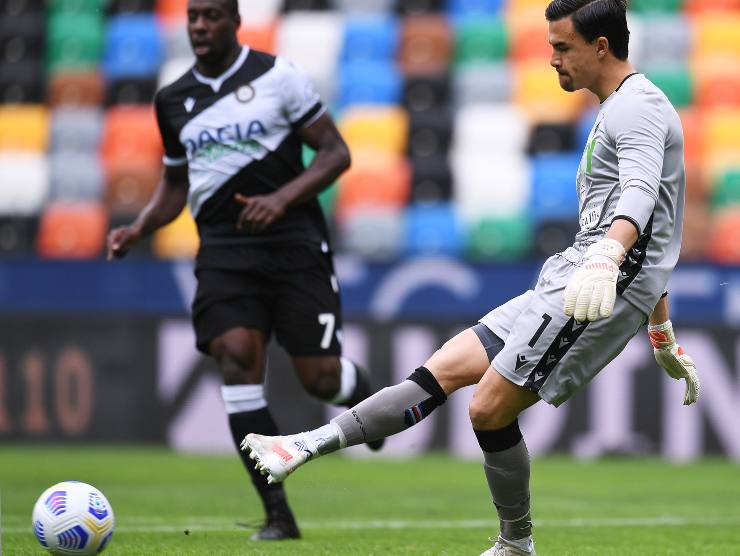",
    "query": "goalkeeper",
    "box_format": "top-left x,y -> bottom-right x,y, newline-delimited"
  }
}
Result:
242,0 -> 699,554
